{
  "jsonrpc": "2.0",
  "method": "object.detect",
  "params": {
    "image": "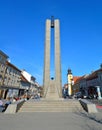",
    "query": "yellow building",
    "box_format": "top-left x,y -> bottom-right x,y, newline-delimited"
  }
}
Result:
67,69 -> 73,96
